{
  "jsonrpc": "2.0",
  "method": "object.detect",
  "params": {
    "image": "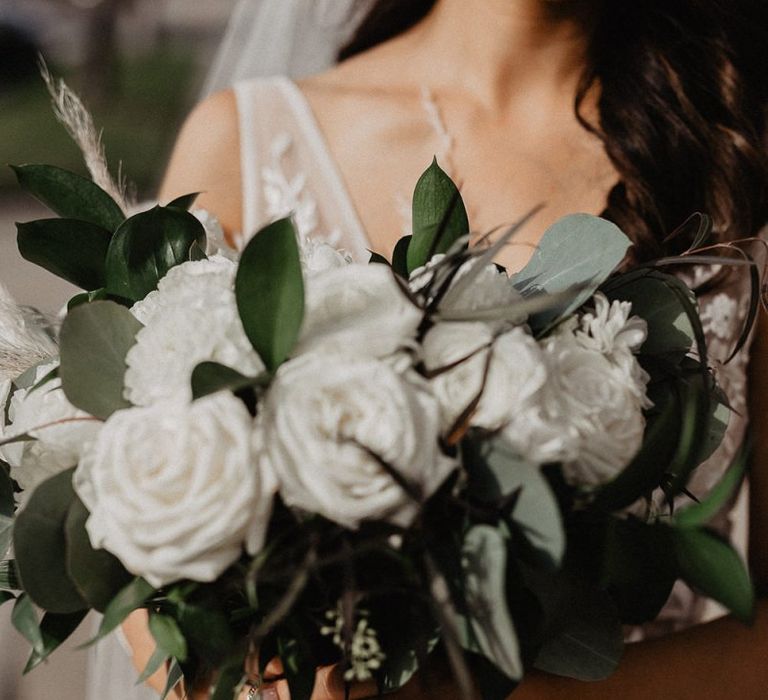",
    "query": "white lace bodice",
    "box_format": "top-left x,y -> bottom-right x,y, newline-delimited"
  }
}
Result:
233,76 -> 754,637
